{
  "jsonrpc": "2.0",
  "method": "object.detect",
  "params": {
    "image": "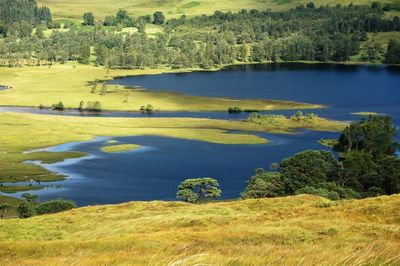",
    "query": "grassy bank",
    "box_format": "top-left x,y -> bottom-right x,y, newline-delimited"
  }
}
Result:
0,112 -> 346,186
0,63 -> 322,112
0,194 -> 399,265
100,144 -> 141,153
